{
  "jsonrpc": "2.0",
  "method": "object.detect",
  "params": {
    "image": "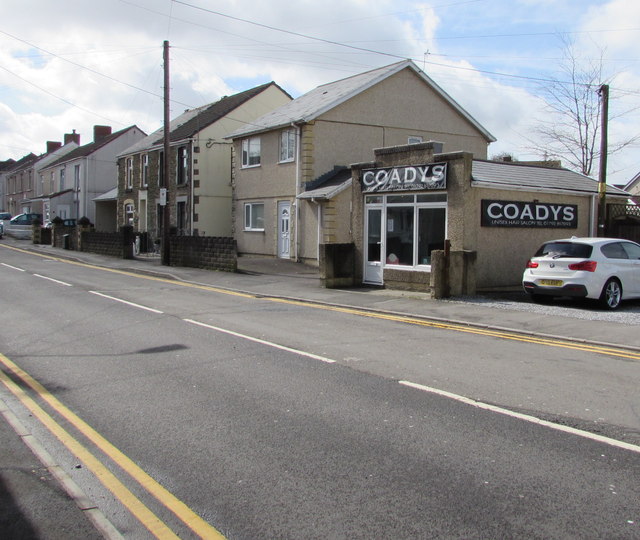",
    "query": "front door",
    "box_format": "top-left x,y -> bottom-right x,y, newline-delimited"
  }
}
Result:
278,201 -> 291,258
364,207 -> 383,284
